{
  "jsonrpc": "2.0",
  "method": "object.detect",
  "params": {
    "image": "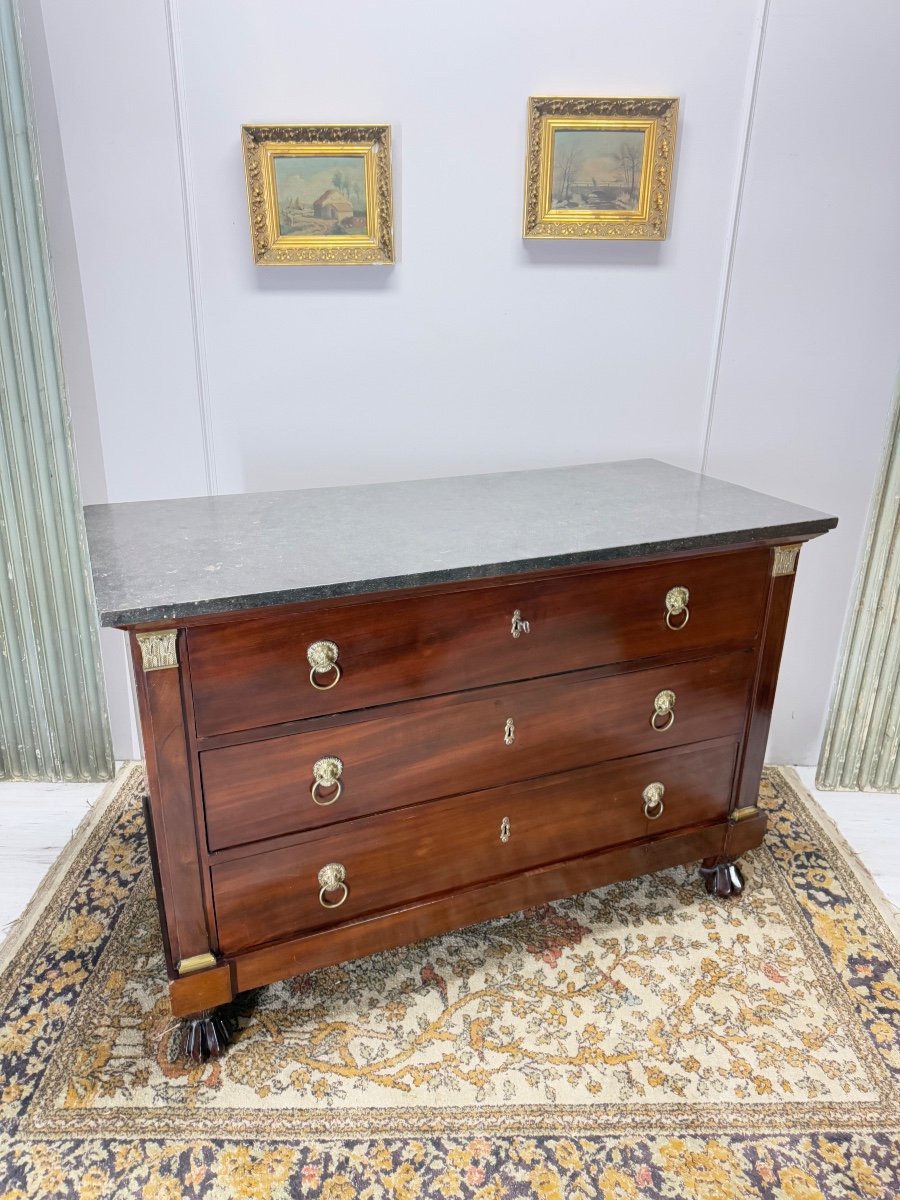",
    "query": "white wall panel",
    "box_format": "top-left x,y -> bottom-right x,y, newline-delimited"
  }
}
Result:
704,0 -> 900,764
173,0 -> 760,493
37,0 -> 208,504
